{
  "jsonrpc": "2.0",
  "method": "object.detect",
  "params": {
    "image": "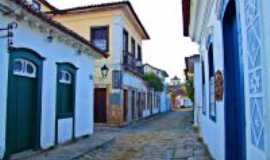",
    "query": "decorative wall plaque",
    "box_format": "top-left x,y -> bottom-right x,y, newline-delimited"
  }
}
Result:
215,70 -> 224,101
